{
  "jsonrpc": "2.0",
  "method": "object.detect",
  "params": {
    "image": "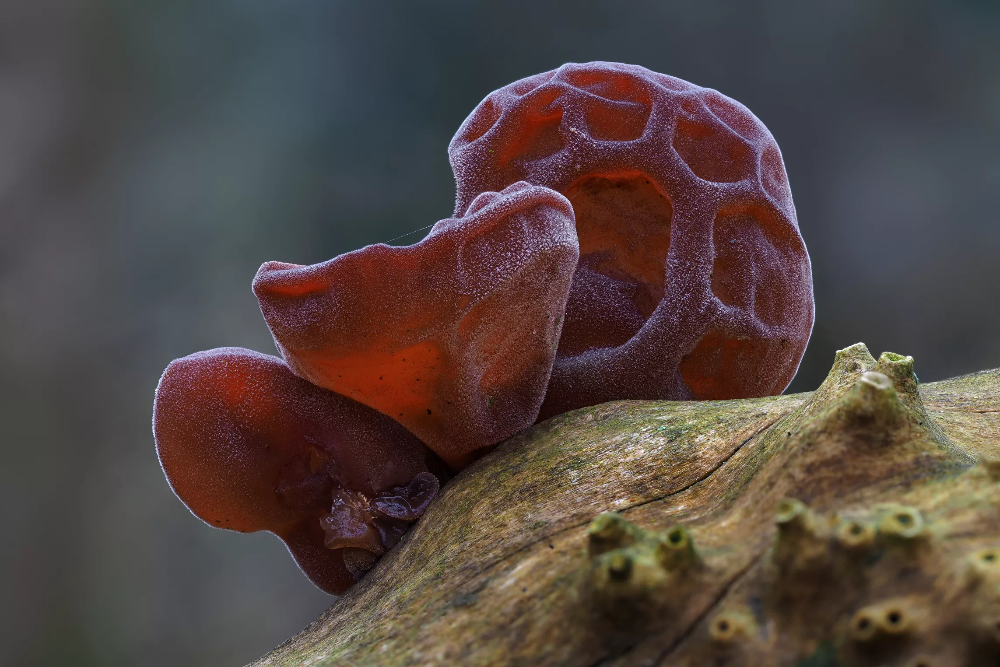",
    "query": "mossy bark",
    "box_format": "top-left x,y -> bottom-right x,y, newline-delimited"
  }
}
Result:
253,344 -> 1000,667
